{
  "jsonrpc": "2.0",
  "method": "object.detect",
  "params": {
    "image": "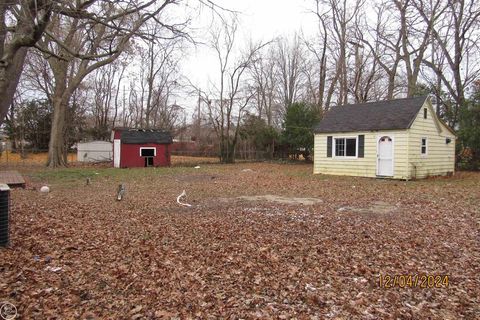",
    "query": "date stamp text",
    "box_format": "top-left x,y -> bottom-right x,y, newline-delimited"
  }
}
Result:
378,274 -> 449,289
